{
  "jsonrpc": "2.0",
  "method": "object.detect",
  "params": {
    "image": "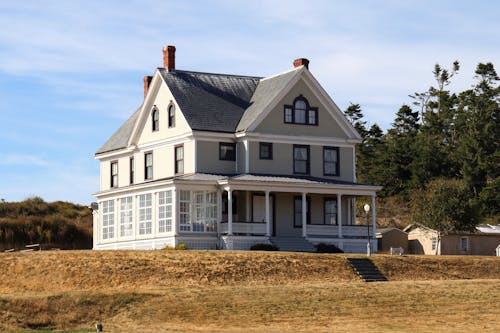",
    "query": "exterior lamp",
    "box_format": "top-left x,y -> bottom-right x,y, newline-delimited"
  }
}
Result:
364,204 -> 371,256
